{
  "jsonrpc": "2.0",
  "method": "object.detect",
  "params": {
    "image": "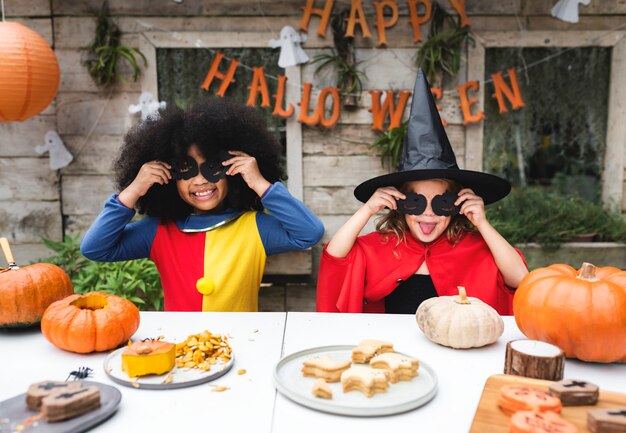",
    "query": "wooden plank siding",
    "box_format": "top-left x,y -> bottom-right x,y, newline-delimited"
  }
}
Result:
1,0 -> 626,280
